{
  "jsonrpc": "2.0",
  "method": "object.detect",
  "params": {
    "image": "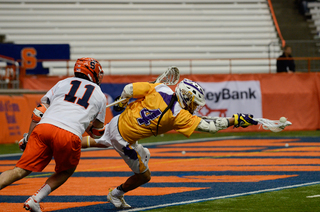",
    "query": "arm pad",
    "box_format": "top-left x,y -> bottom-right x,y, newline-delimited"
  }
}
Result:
215,118 -> 229,131
196,119 -> 218,134
88,125 -> 105,139
196,118 -> 229,134
31,103 -> 48,122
